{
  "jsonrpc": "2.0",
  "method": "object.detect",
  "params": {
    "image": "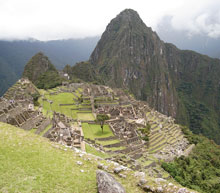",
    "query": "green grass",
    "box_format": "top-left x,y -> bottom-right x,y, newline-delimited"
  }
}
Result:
38,90 -> 95,120
0,122 -> 144,193
30,128 -> 38,134
0,123 -> 97,193
38,92 -> 78,119
75,90 -> 82,97
77,113 -> 95,121
96,139 -> 121,146
82,123 -> 114,140
85,144 -> 109,159
104,146 -> 126,151
78,88 -> 83,93
82,123 -> 124,151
